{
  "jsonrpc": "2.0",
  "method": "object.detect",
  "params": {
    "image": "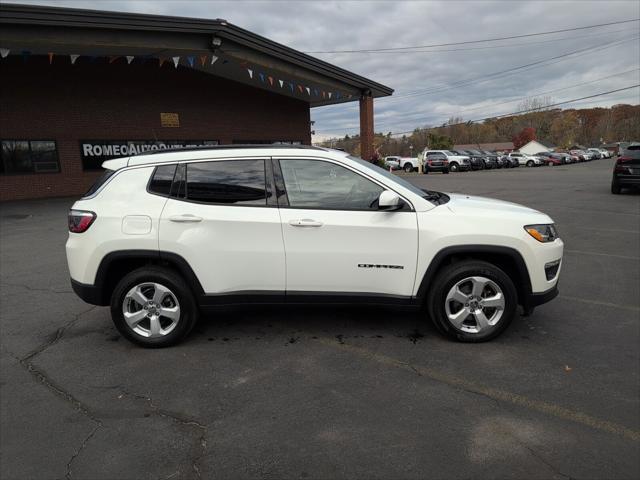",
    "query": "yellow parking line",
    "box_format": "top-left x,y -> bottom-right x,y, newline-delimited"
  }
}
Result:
559,295 -> 640,312
317,338 -> 640,442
